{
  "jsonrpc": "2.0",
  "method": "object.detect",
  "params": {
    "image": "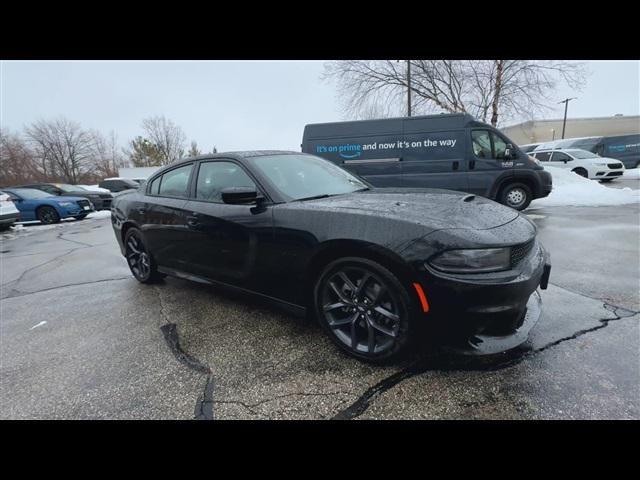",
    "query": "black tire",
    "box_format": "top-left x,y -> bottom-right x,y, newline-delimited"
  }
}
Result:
572,168 -> 588,178
124,227 -> 163,283
0,223 -> 12,231
499,183 -> 532,211
36,206 -> 61,224
599,179 -> 613,183
74,214 -> 88,220
313,256 -> 415,362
